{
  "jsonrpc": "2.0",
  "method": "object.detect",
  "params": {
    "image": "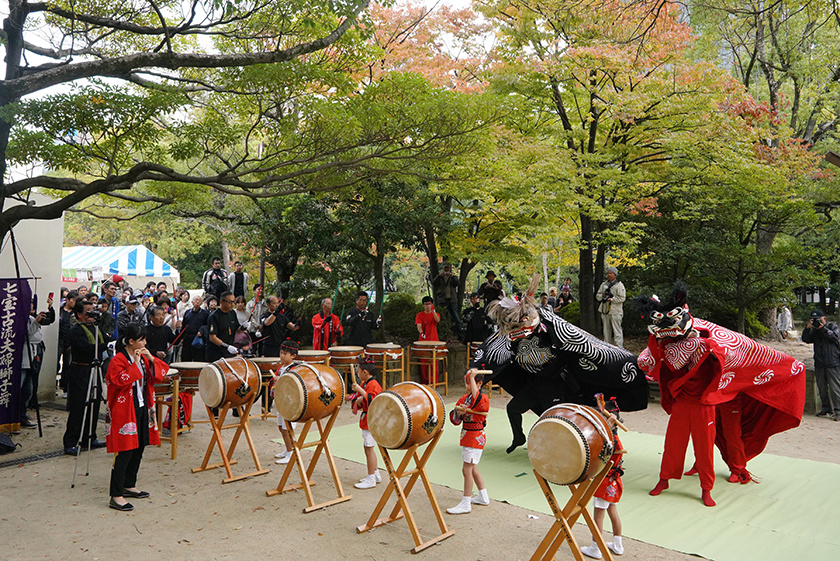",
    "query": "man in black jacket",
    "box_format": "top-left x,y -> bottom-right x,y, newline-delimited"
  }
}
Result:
62,301 -> 110,454
802,309 -> 840,421
344,291 -> 379,347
